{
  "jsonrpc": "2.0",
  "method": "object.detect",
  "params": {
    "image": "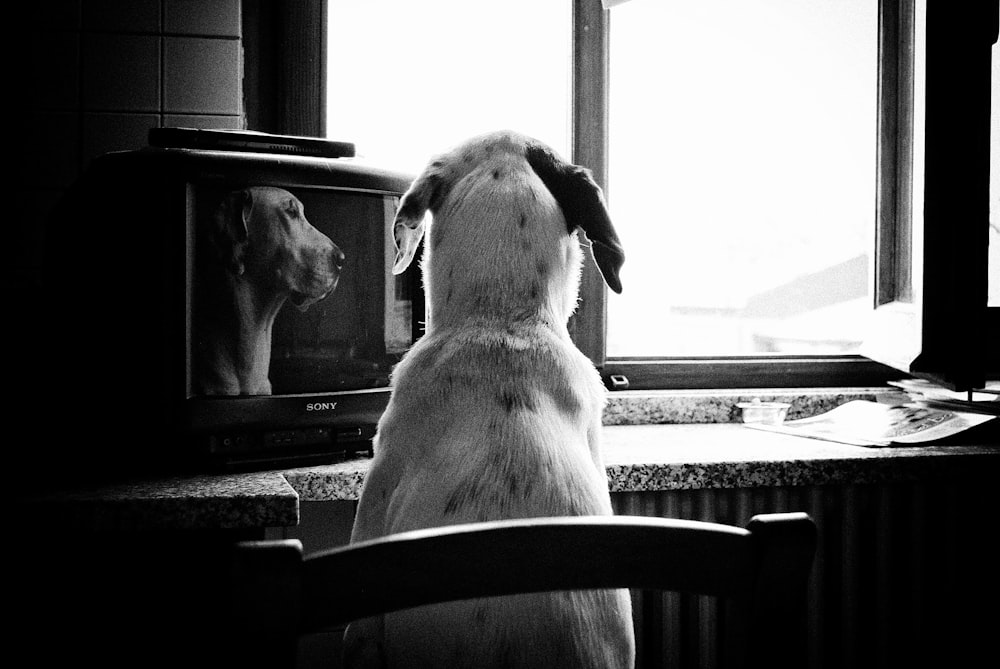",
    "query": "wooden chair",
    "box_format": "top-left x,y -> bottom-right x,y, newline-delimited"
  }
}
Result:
226,512 -> 816,668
